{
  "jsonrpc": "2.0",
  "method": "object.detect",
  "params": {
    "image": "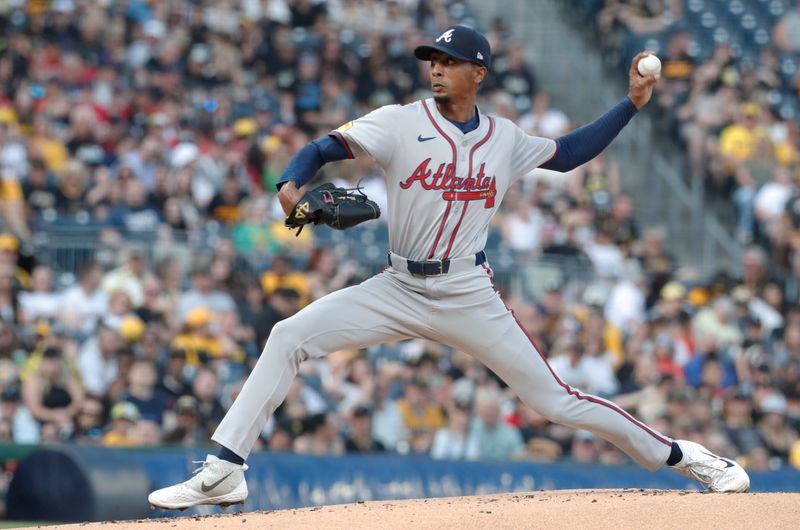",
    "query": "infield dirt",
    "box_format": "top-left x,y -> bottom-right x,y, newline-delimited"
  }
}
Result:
25,489 -> 800,529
